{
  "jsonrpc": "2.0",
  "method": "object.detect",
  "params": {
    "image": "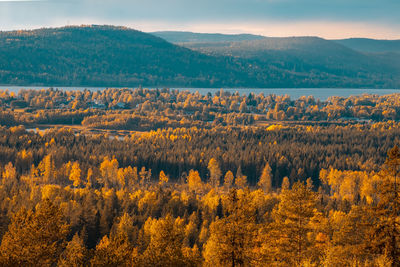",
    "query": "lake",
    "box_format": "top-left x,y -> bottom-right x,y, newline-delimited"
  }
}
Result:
1,86 -> 400,101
